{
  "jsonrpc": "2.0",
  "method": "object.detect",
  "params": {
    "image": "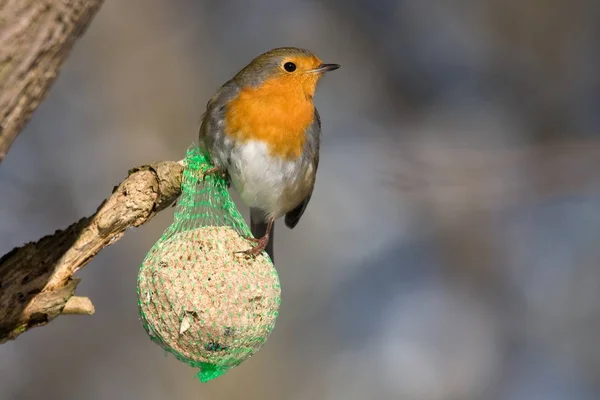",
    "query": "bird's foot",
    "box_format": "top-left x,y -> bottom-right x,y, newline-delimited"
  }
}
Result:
200,167 -> 230,185
240,235 -> 260,243
236,235 -> 269,257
